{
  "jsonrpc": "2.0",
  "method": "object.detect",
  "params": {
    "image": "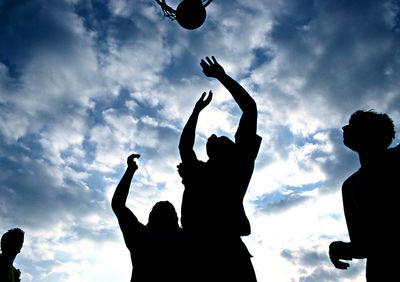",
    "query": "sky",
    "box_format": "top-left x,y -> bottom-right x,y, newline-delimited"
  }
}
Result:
0,0 -> 399,281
